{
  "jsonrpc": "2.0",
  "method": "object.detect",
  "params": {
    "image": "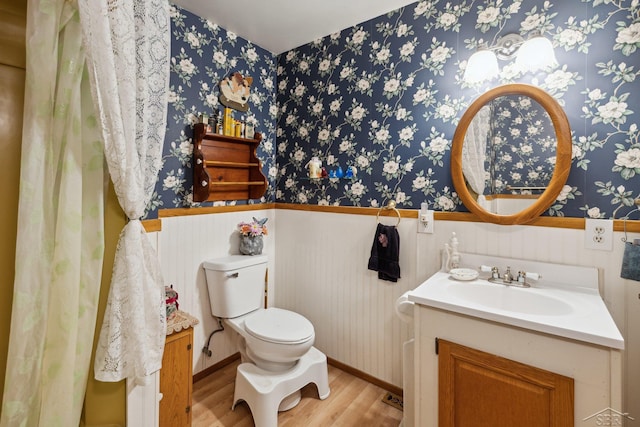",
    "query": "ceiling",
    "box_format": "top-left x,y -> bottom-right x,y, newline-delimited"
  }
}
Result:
172,0 -> 417,54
